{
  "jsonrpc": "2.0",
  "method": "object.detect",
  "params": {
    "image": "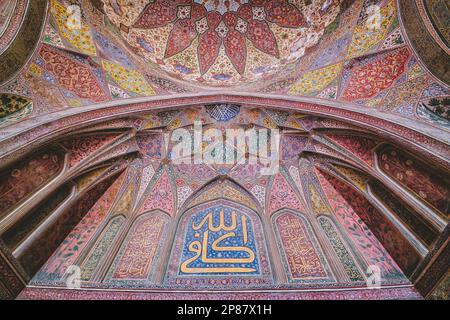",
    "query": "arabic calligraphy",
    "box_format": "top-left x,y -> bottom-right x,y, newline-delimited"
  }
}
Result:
179,206 -> 260,275
275,213 -> 328,280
